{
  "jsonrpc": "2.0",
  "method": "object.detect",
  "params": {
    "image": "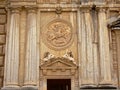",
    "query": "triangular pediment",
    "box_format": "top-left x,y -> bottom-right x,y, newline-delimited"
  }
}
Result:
40,57 -> 77,69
